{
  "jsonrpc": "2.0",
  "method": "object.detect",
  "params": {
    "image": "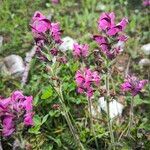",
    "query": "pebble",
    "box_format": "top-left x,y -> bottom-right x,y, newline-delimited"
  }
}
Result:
141,43 -> 150,55
0,55 -> 25,77
139,58 -> 150,68
98,97 -> 124,119
59,36 -> 76,51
